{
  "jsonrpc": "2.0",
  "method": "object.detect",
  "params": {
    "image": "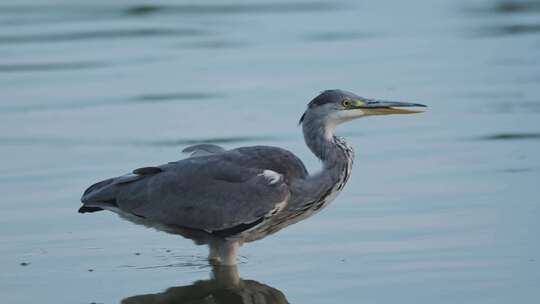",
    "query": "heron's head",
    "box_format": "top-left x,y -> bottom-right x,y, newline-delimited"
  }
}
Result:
299,89 -> 426,127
